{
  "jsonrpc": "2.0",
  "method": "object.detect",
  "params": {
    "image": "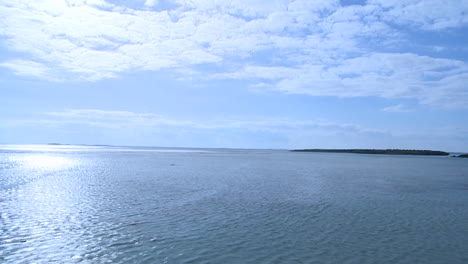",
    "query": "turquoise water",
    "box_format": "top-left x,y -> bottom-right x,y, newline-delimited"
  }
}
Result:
1,145 -> 467,263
